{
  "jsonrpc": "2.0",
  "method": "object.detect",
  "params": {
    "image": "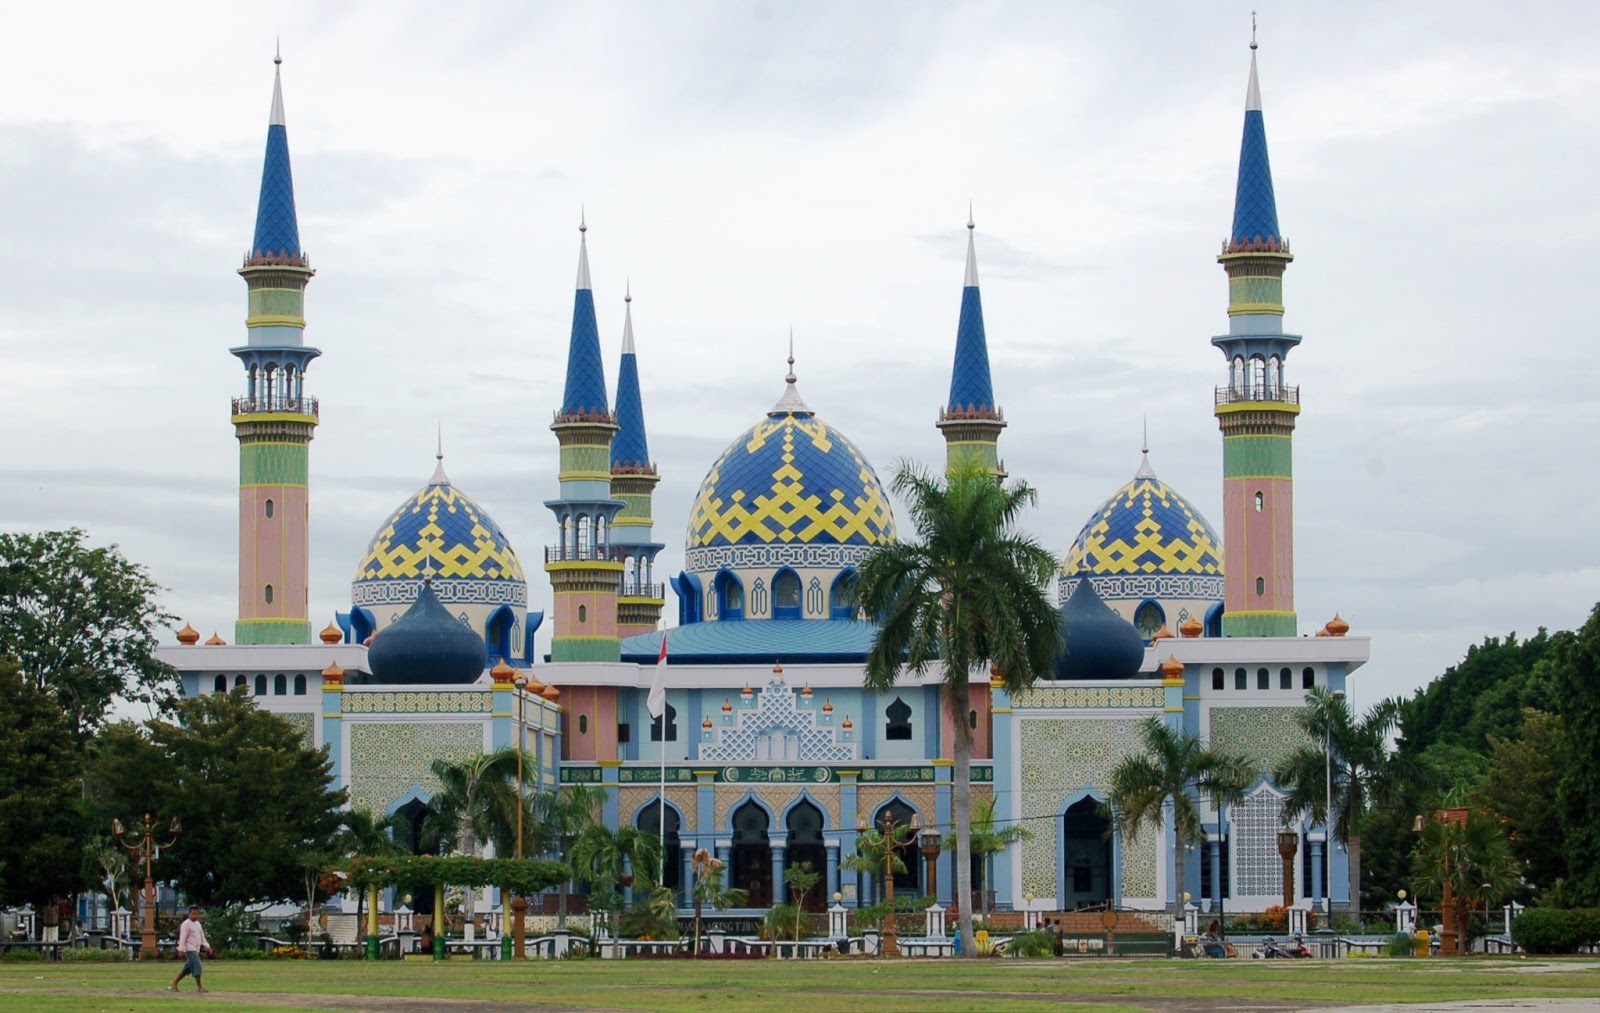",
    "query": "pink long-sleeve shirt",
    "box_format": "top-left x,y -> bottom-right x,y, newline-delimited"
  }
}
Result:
177,918 -> 208,954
